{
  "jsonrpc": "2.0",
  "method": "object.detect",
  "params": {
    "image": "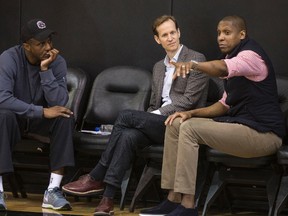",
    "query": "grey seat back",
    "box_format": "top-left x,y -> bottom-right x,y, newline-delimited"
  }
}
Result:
82,66 -> 151,127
